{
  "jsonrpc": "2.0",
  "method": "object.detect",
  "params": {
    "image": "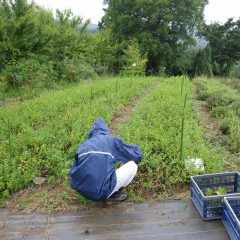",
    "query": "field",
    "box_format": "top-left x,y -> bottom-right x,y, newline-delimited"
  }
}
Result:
195,77 -> 240,153
0,76 -> 239,210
